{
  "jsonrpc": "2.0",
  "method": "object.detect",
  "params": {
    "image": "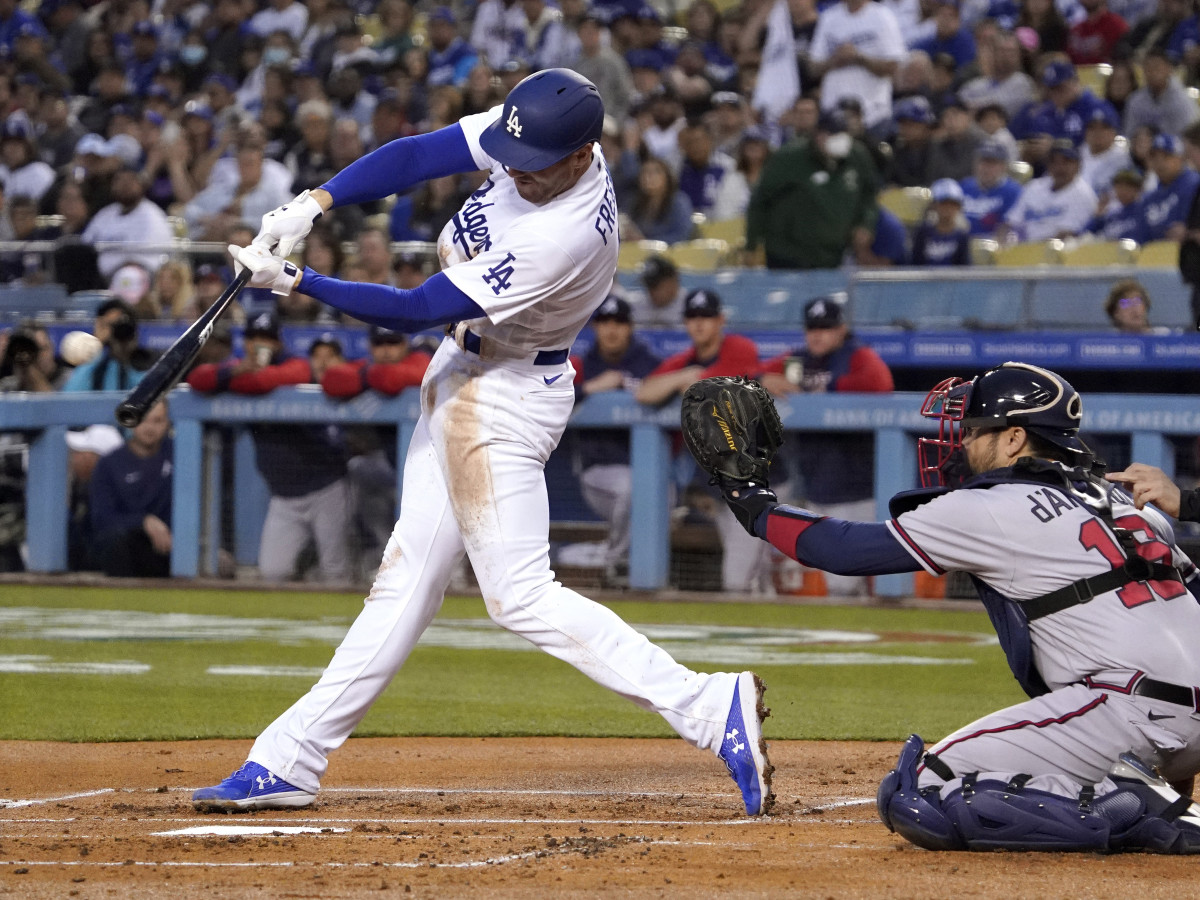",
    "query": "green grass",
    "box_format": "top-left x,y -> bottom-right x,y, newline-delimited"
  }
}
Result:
0,584 -> 1025,743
